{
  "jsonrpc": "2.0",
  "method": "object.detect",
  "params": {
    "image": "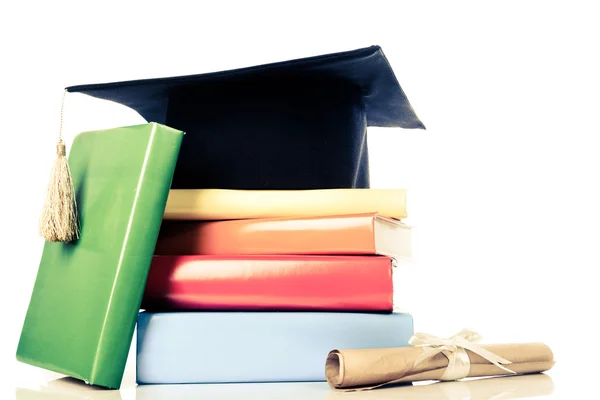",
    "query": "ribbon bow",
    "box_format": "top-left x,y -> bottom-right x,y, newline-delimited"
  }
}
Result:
408,329 -> 516,381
